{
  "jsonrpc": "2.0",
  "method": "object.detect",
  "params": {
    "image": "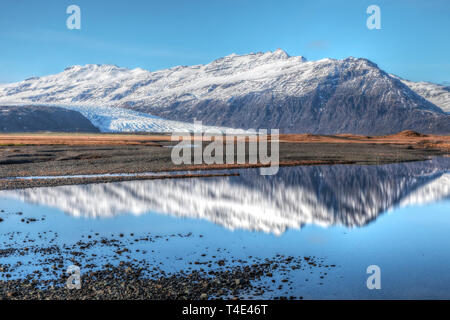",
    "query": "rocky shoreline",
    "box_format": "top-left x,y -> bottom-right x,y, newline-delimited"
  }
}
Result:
0,254 -> 335,300
1,258 -> 327,300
